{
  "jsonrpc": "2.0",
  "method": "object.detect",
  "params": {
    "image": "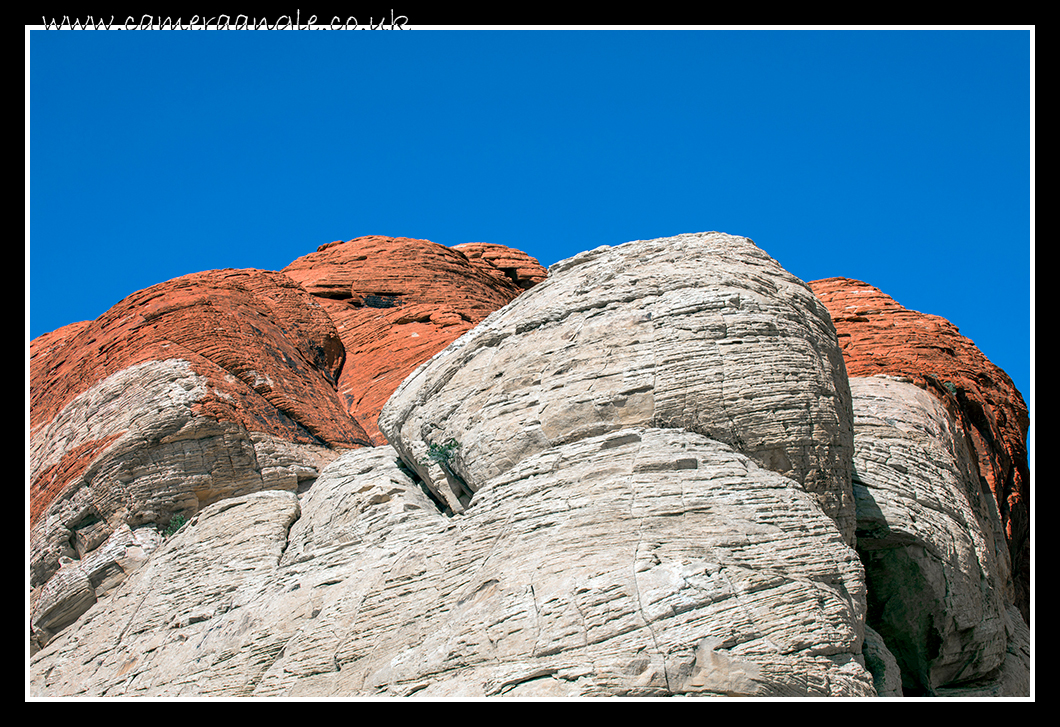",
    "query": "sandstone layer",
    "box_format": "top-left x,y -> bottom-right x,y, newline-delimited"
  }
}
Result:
850,376 -> 1027,696
809,278 -> 1030,623
30,436 -> 875,697
282,236 -> 547,445
452,242 -> 549,290
381,232 -> 856,543
29,269 -> 368,650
